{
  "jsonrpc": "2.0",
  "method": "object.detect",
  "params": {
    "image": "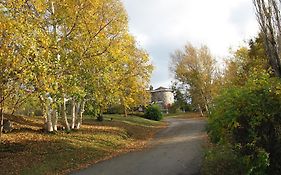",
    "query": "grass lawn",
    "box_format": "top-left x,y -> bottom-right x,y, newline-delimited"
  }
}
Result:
0,114 -> 165,175
164,112 -> 205,119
